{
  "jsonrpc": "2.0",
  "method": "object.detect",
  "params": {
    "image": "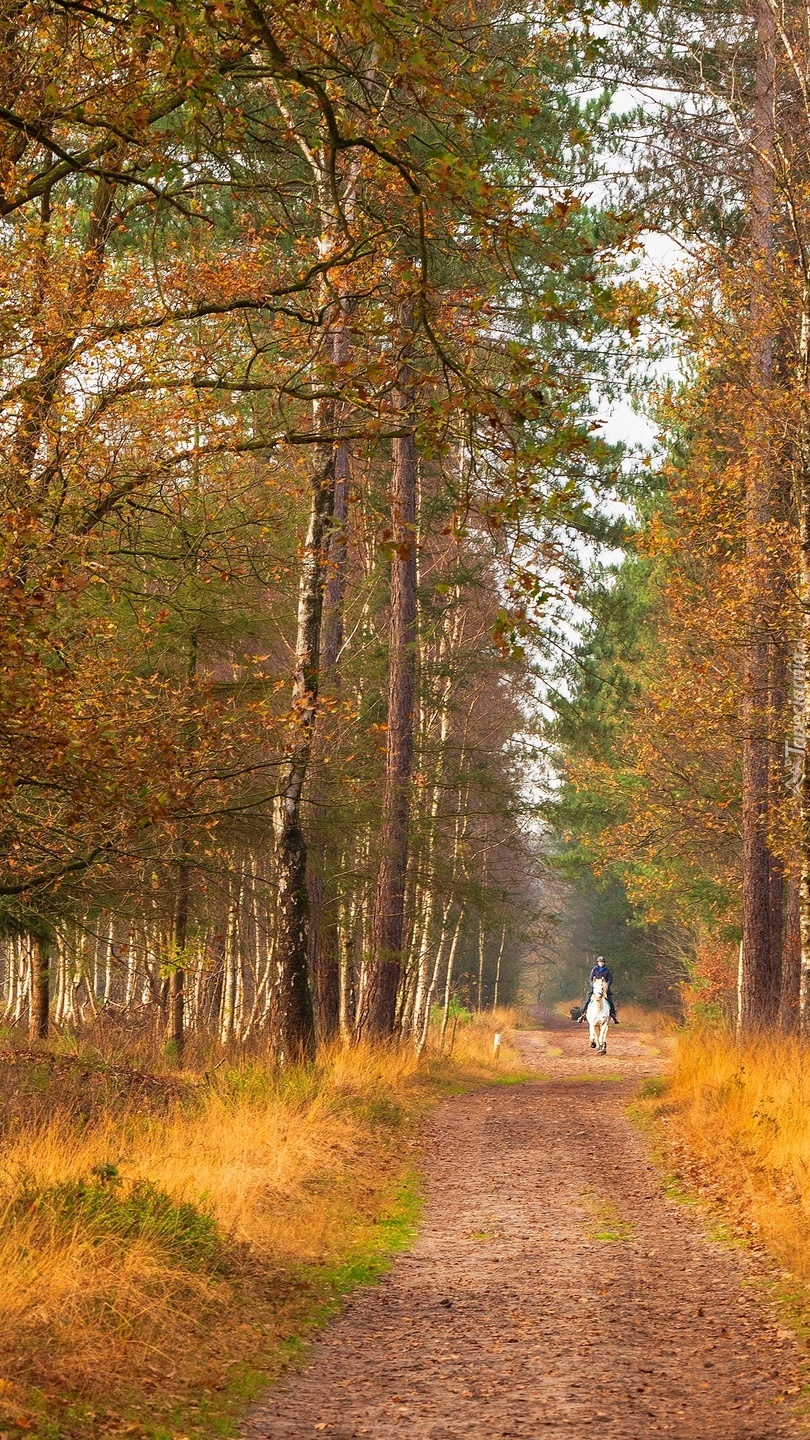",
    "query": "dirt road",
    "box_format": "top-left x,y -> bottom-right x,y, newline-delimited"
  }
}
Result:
244,1022 -> 806,1439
